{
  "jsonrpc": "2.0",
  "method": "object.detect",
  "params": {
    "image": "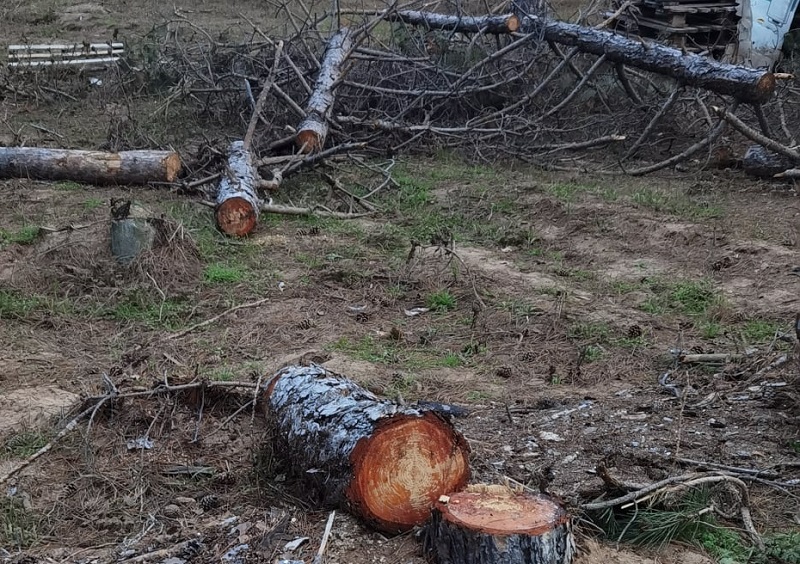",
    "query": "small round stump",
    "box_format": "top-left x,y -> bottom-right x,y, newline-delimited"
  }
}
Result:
423,486 -> 575,564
